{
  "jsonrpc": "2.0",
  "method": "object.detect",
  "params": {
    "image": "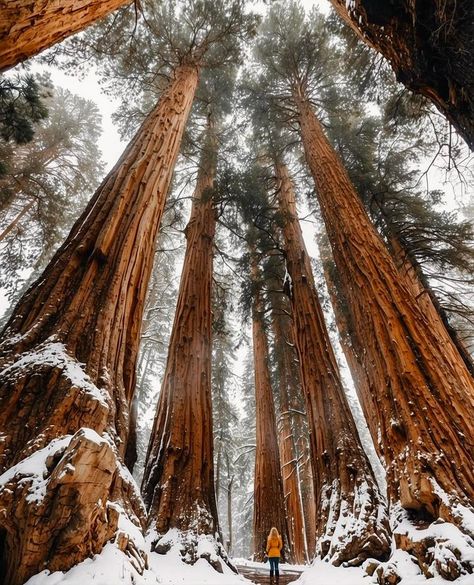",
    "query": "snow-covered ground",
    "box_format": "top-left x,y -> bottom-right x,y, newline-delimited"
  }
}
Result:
25,541 -> 253,585
24,547 -> 474,585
